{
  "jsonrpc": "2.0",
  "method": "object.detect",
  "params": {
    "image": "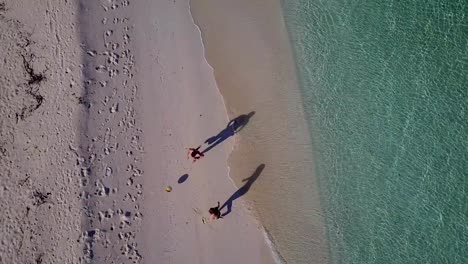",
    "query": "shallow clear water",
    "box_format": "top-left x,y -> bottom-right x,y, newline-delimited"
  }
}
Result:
282,0 -> 468,263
